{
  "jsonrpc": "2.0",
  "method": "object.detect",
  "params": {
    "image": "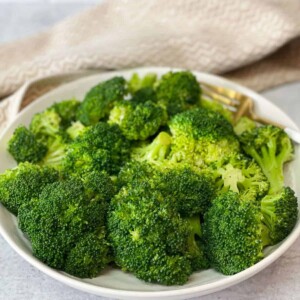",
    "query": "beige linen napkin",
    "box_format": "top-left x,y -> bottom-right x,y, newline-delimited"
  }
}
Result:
1,0 -> 300,131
